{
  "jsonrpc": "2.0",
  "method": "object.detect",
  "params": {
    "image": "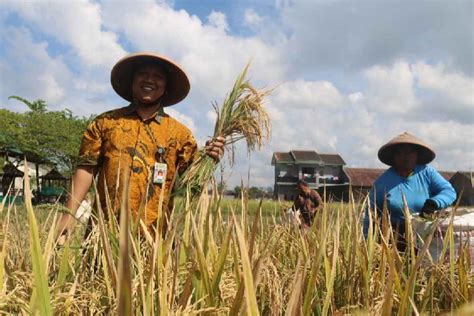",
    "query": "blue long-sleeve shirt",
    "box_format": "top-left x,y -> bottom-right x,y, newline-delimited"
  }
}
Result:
363,165 -> 456,233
